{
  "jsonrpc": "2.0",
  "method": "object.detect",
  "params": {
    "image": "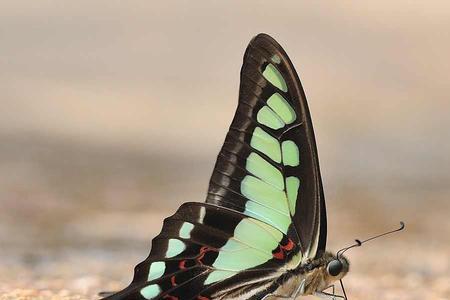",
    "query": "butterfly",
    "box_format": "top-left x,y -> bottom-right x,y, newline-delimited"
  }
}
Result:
100,33 -> 403,300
